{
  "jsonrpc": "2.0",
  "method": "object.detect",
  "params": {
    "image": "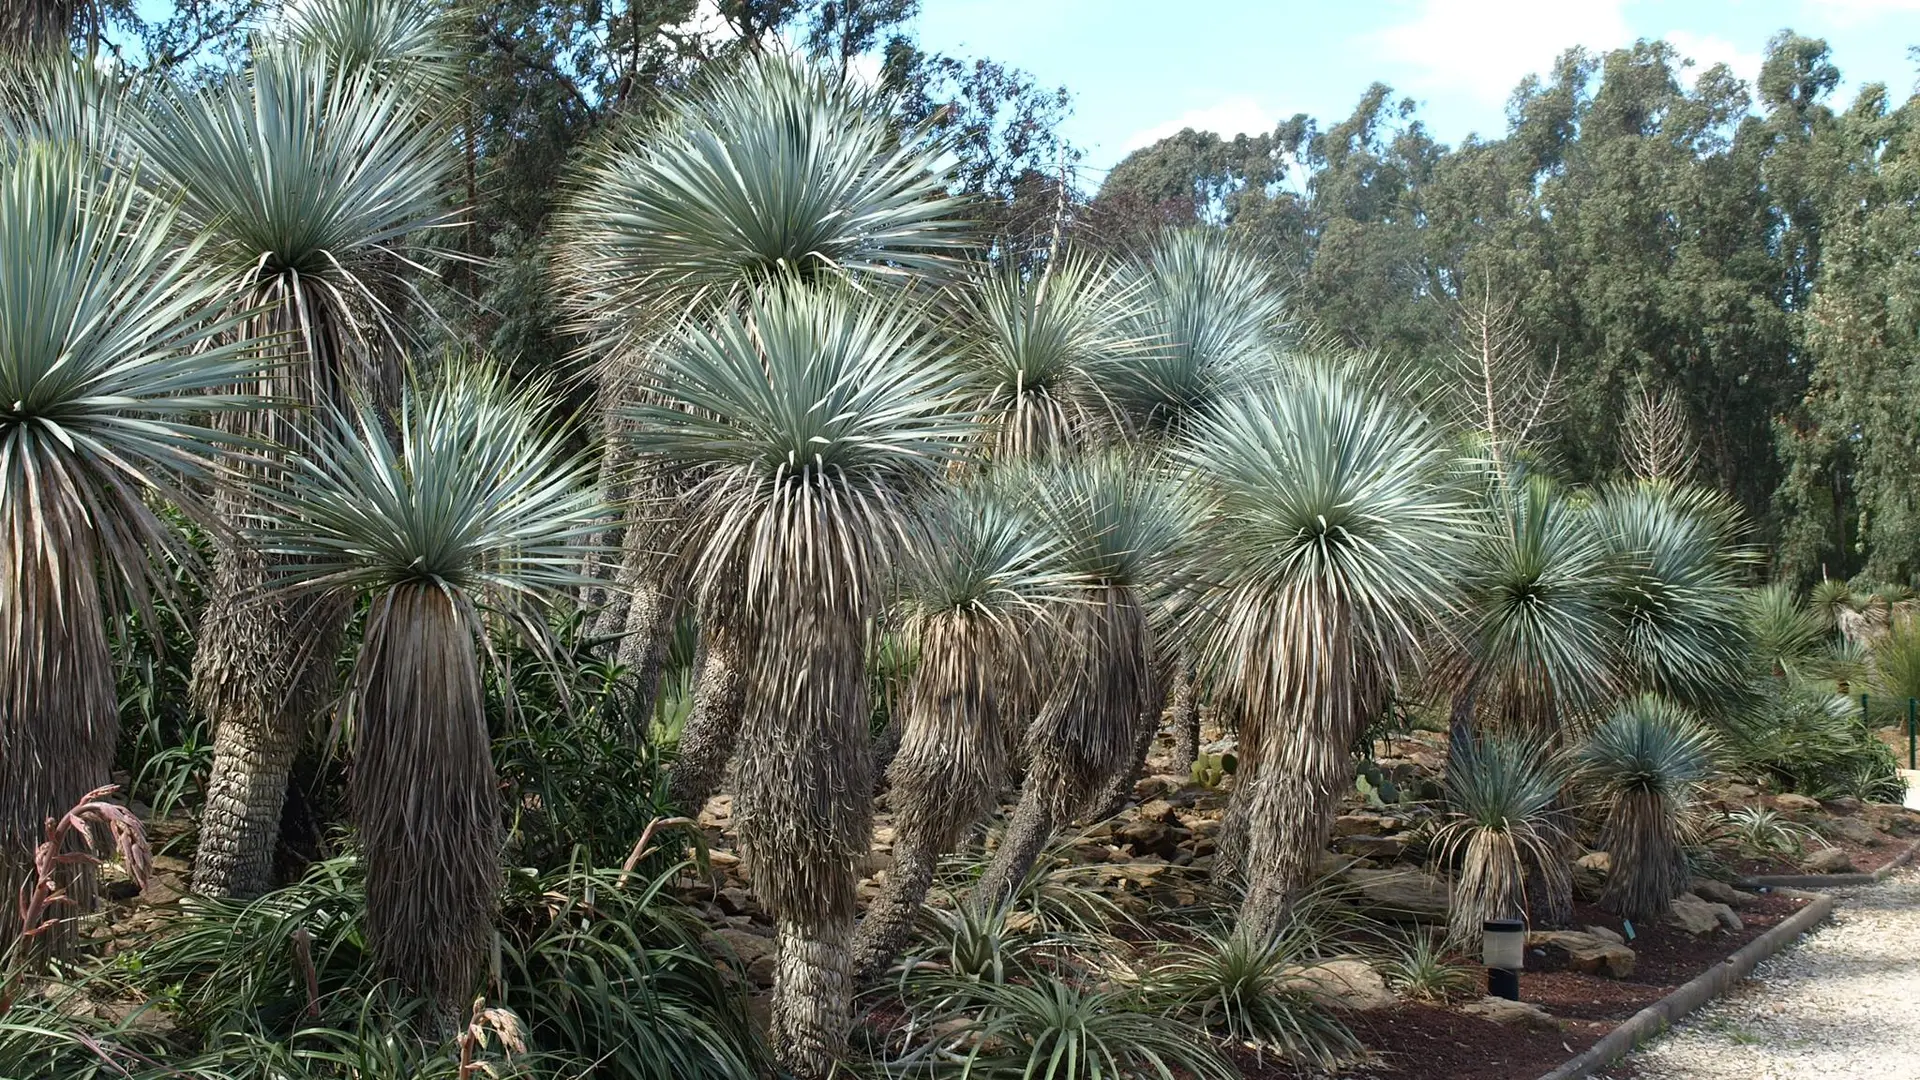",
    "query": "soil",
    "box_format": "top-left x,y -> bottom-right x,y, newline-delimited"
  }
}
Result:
1252,892 -> 1809,1080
